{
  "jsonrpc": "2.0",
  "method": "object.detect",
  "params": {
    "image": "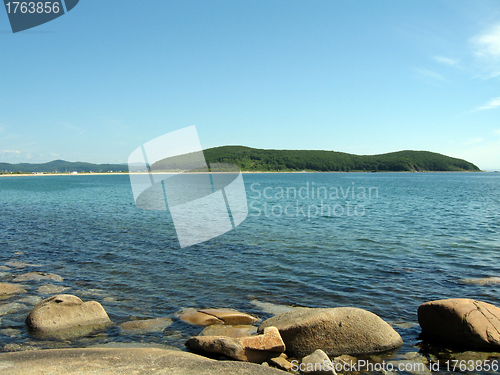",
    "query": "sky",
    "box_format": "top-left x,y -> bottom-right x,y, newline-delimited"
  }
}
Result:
1,1 -> 500,169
